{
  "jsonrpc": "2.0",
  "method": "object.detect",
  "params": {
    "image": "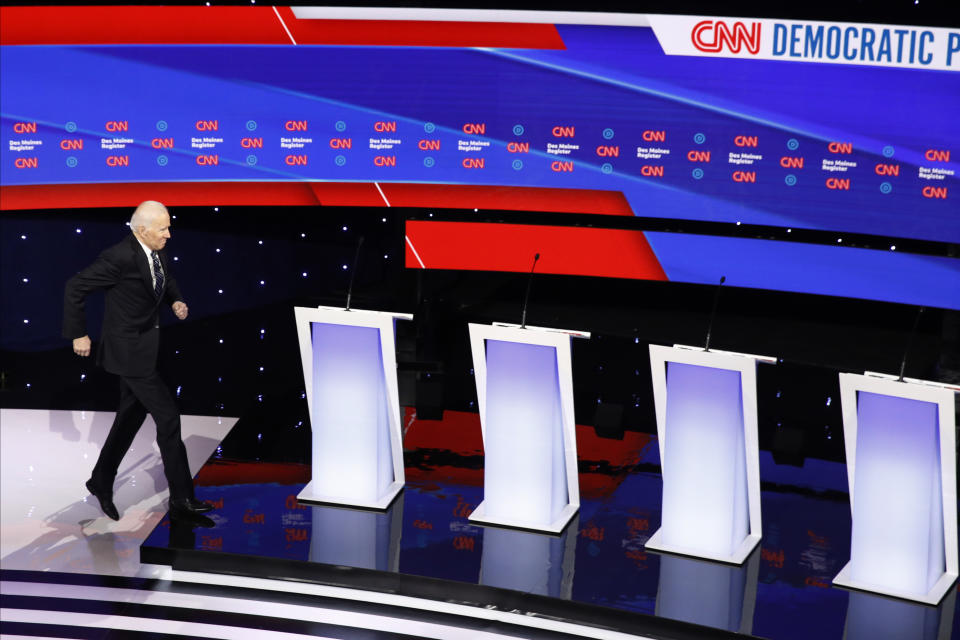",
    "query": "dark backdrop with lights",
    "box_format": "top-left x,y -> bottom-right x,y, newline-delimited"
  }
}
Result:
1,0 -> 958,468
2,204 -> 958,469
